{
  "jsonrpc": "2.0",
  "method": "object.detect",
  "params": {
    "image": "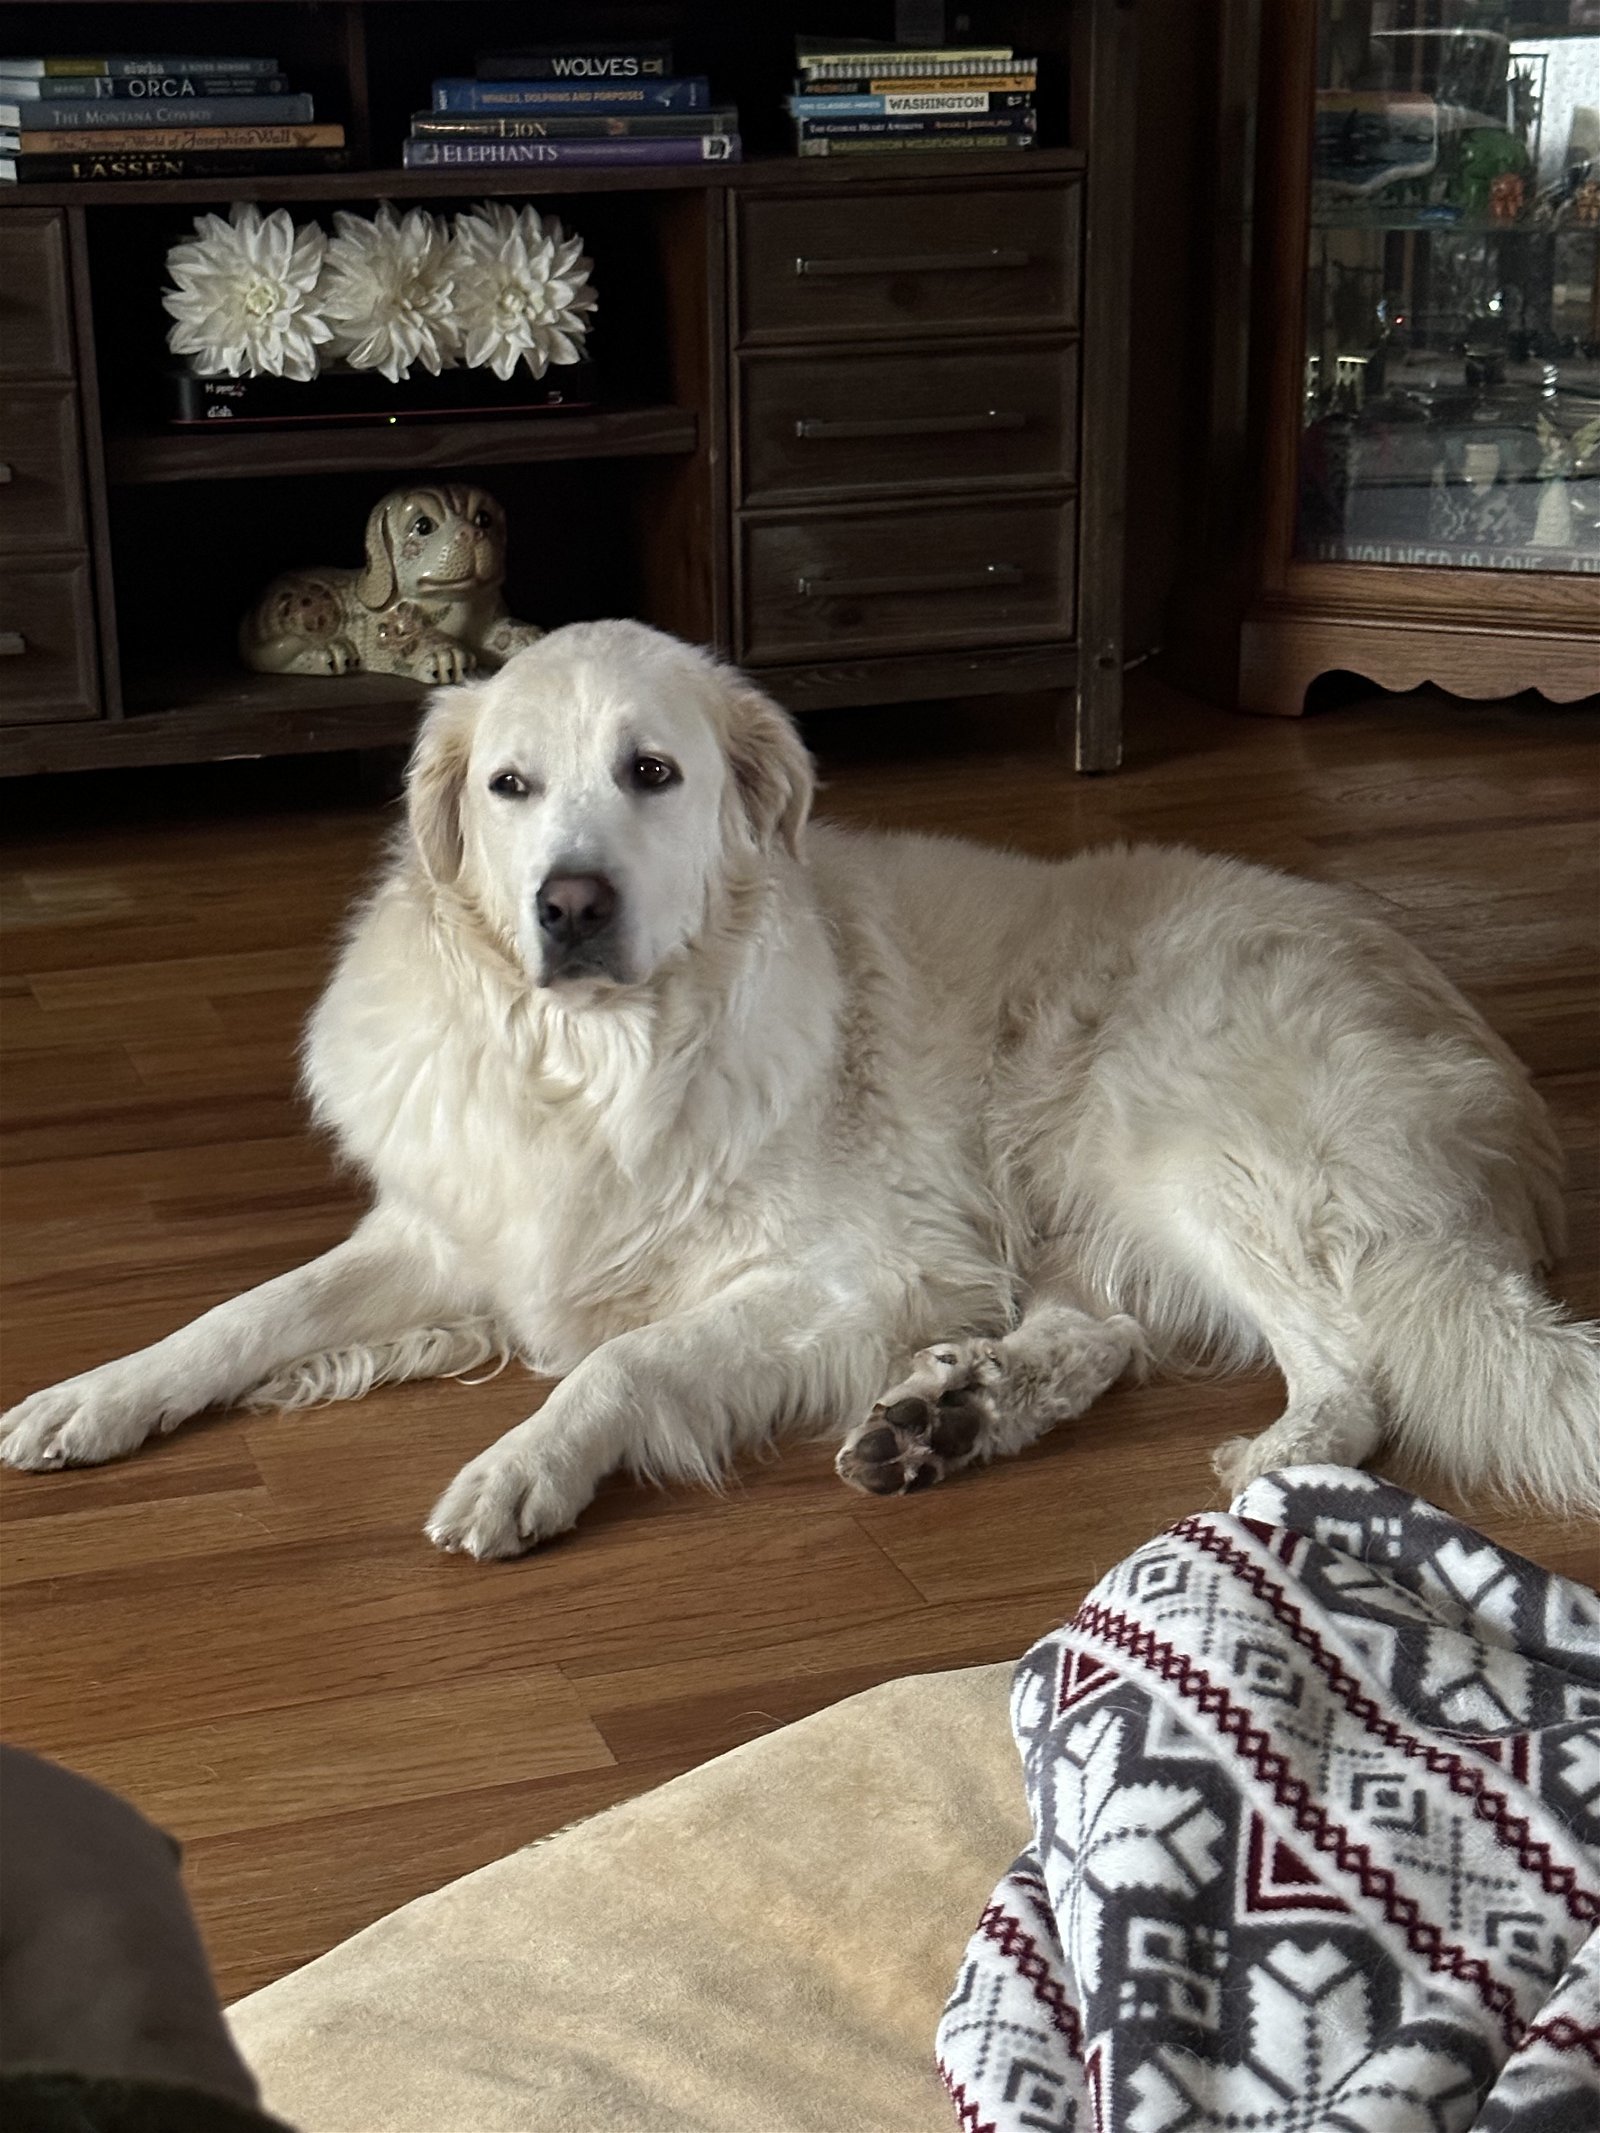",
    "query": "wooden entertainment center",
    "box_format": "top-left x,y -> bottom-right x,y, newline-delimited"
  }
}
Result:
0,1 -> 1134,775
